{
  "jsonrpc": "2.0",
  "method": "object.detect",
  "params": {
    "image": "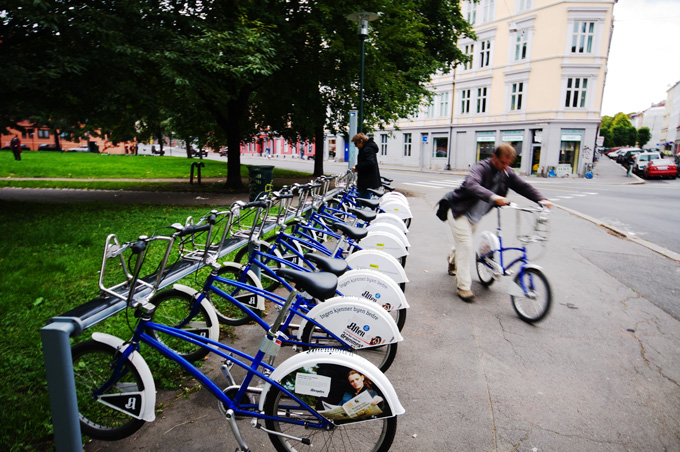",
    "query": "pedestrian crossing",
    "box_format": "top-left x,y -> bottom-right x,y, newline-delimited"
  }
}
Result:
402,179 -> 599,202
